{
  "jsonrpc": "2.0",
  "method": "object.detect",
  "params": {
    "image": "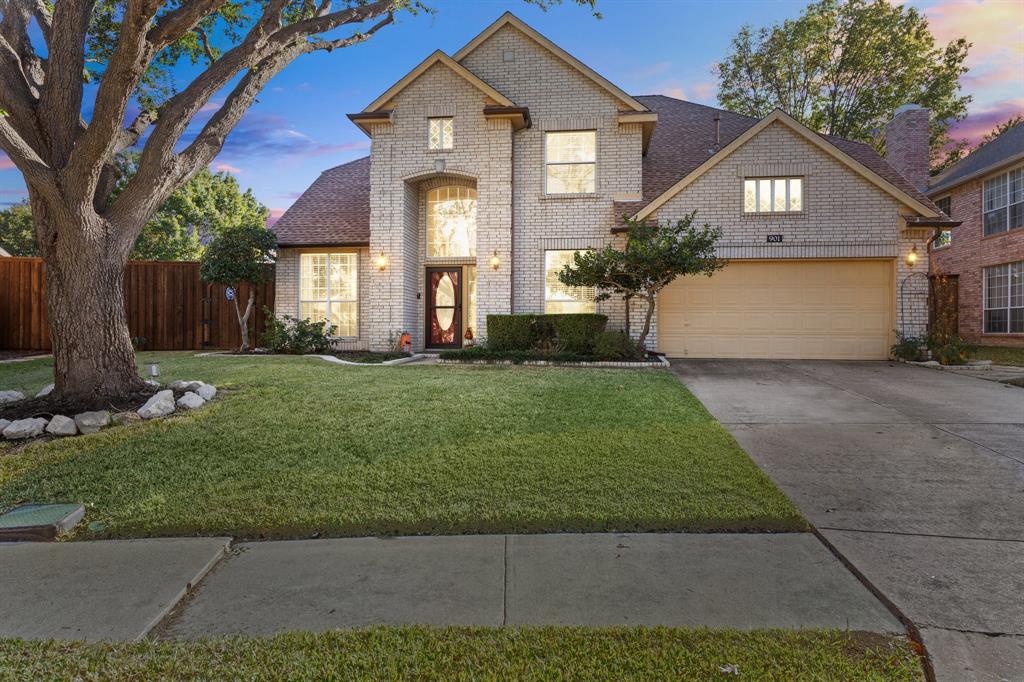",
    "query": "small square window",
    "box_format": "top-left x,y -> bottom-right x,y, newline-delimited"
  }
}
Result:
428,117 -> 453,150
